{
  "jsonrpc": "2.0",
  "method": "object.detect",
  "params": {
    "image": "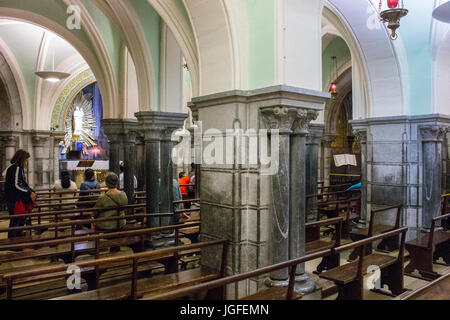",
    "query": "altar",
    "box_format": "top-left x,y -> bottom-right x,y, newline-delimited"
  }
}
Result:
59,160 -> 109,187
